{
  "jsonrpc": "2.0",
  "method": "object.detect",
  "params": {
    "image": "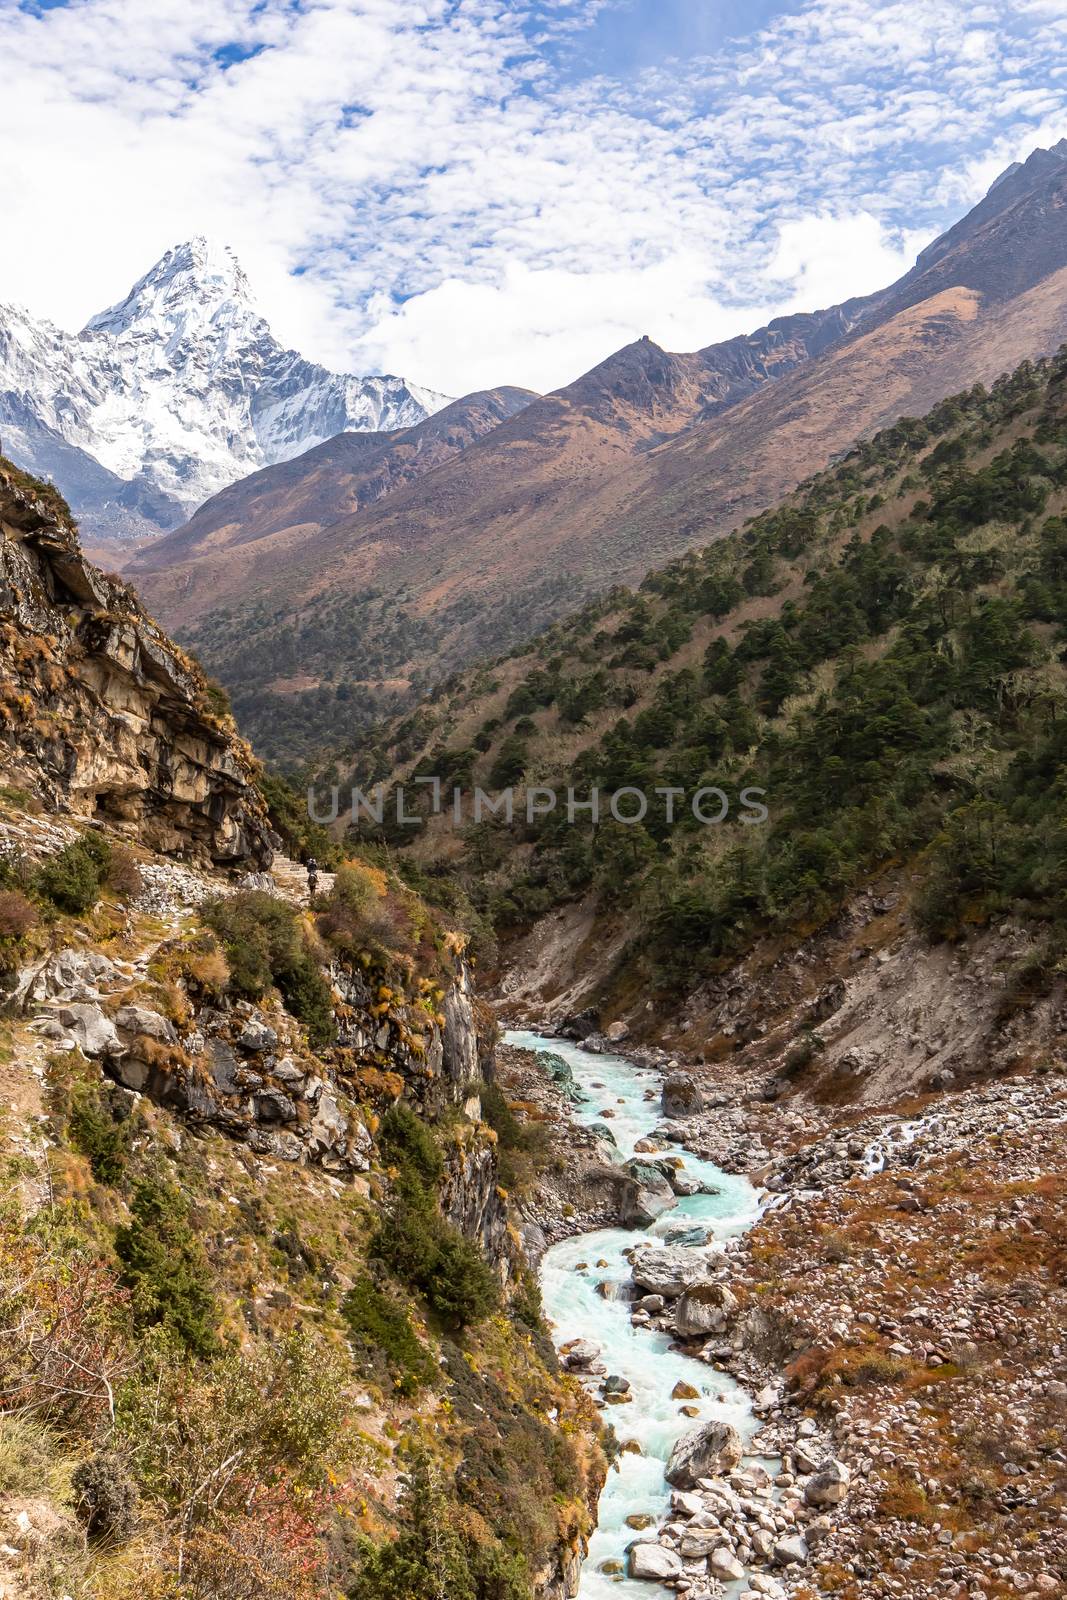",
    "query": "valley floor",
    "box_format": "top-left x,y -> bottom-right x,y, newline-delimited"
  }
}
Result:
500,1030 -> 1066,1600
